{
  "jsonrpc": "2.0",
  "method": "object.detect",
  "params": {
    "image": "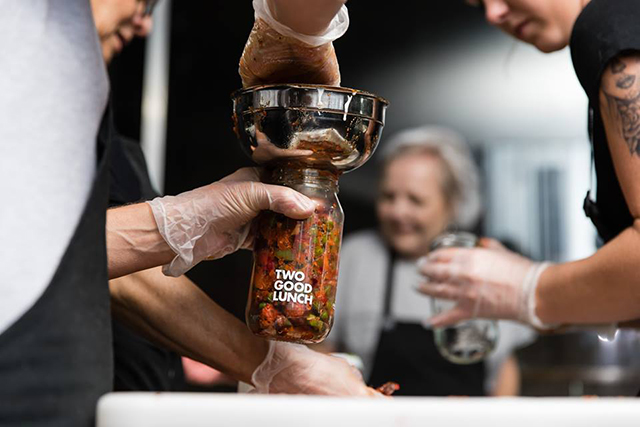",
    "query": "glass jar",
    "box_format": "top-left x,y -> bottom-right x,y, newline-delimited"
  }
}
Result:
430,232 -> 499,364
245,164 -> 344,344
